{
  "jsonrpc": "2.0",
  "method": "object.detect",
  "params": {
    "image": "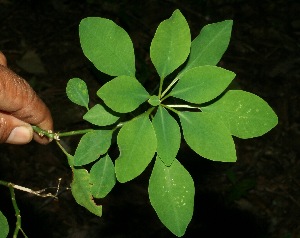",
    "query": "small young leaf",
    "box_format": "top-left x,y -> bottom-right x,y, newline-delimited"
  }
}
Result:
149,157 -> 195,237
201,90 -> 278,138
97,76 -> 150,113
71,167 -> 102,216
170,66 -> 235,104
115,114 -> 157,183
148,95 -> 160,106
74,130 -> 112,166
152,106 -> 181,166
150,9 -> 191,79
79,17 -> 135,77
180,20 -> 233,75
83,104 -> 119,126
0,211 -> 9,238
66,78 -> 89,109
179,112 -> 236,162
90,154 -> 116,198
